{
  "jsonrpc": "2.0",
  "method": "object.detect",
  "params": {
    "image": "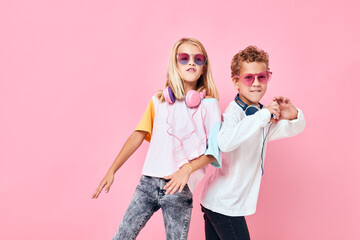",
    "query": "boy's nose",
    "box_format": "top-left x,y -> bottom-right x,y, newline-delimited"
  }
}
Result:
252,77 -> 261,86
